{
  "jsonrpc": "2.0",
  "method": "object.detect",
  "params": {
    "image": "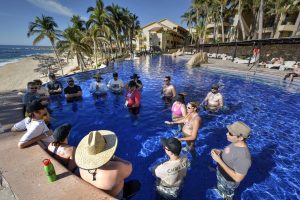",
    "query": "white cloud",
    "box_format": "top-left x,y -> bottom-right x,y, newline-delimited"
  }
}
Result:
27,0 -> 75,18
